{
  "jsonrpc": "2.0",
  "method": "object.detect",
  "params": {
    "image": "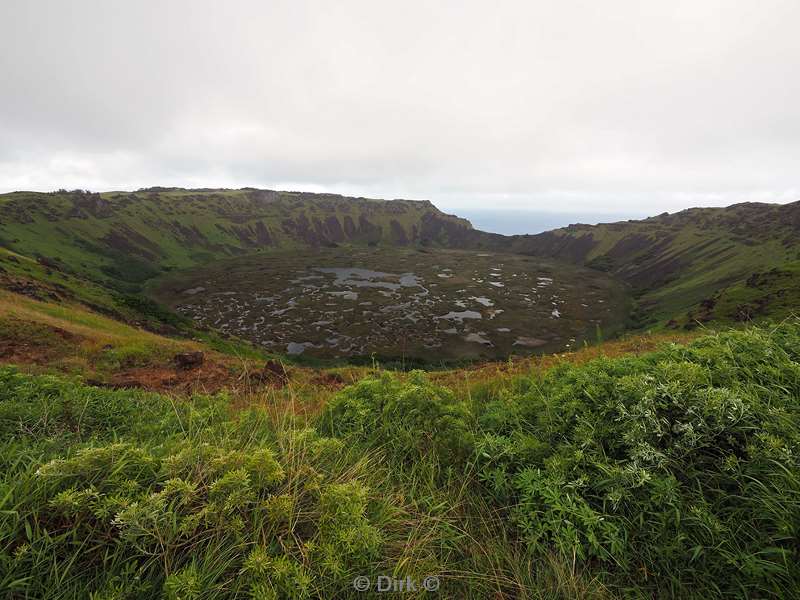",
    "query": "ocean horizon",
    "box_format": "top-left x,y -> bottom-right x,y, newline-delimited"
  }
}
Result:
453,208 -> 650,236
